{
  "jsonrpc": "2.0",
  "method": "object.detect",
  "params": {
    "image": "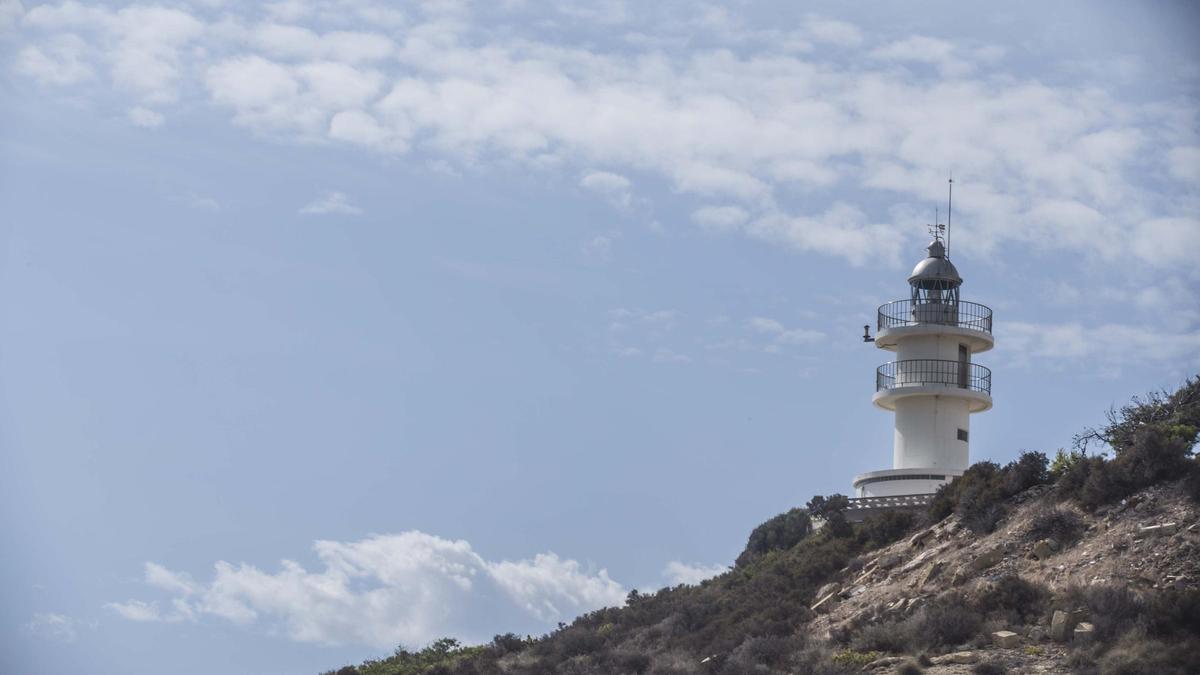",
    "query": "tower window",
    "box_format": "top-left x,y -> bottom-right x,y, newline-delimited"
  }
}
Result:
957,428 -> 969,442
